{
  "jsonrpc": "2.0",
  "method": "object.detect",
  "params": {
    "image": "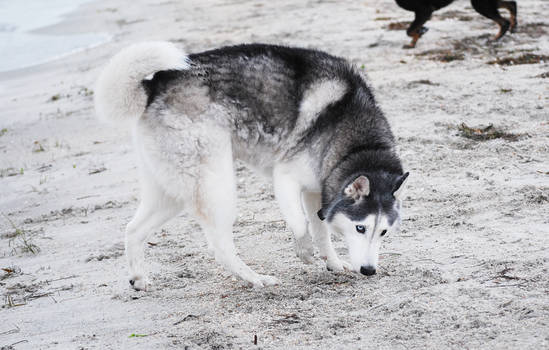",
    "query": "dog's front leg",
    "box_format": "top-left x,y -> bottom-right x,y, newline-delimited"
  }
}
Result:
301,192 -> 351,272
273,166 -> 314,264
